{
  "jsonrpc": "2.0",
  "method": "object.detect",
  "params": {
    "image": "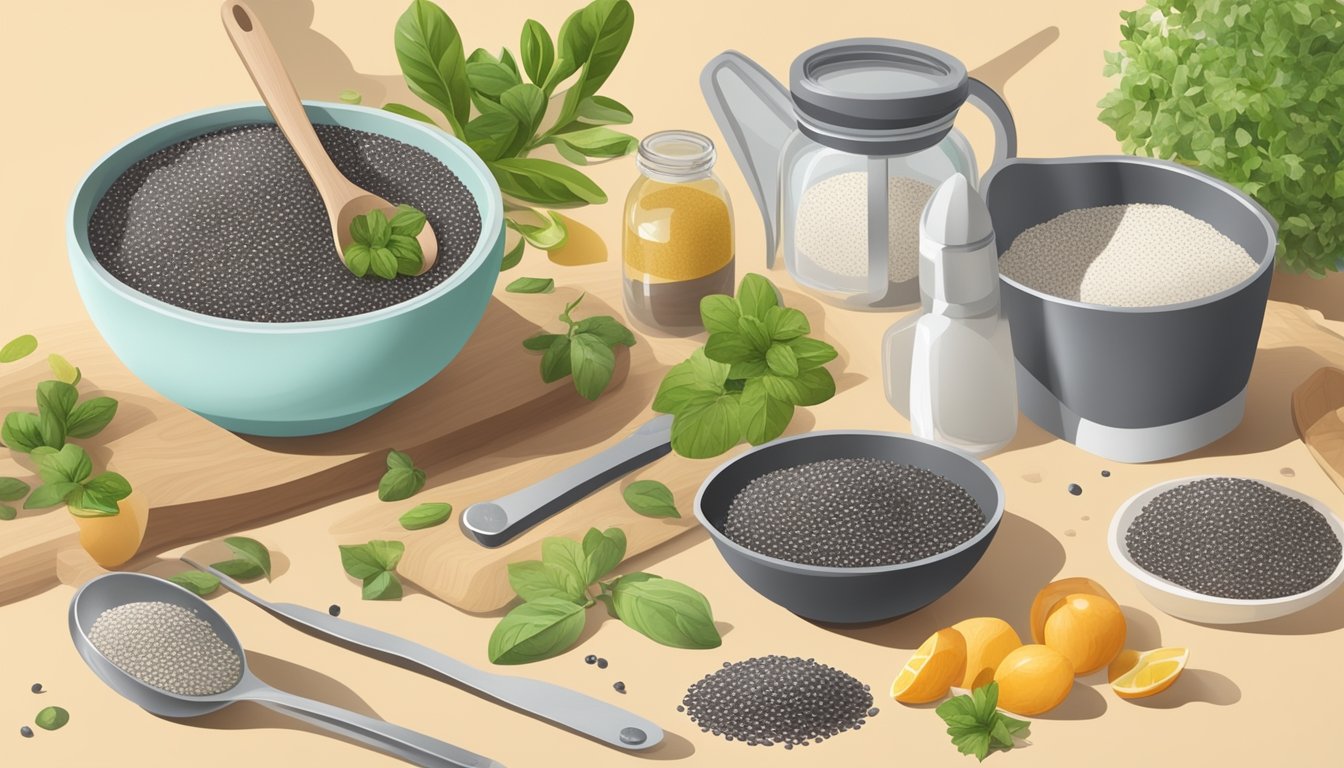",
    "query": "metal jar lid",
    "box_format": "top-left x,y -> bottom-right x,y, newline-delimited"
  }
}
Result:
789,38 -> 970,155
